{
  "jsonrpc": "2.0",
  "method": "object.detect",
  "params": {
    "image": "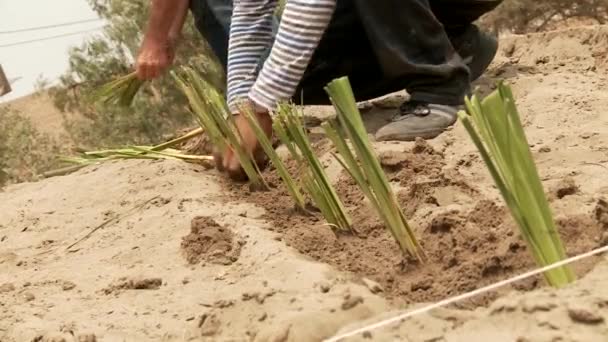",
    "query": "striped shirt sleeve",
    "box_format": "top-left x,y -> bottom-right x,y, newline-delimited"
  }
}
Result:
227,0 -> 278,112
227,0 -> 336,113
